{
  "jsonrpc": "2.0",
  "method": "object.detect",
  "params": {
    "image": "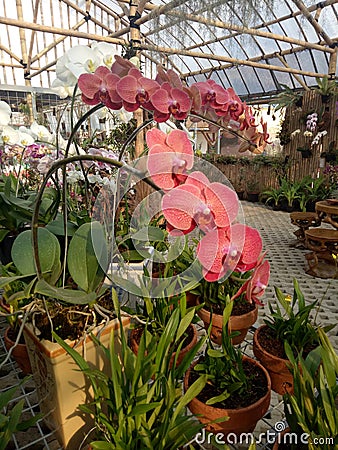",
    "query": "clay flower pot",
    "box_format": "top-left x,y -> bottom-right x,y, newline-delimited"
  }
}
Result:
4,326 -> 32,375
253,325 -> 293,395
198,304 -> 258,345
129,324 -> 197,367
184,356 -> 271,437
